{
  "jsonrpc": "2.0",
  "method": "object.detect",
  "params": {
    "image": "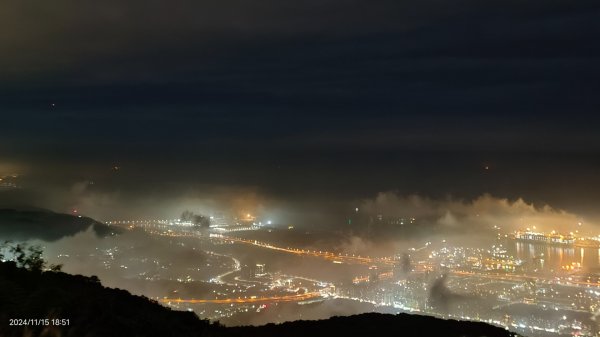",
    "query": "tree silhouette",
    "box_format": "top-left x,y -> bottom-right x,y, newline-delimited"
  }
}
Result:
180,210 -> 211,228
0,241 -> 62,272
